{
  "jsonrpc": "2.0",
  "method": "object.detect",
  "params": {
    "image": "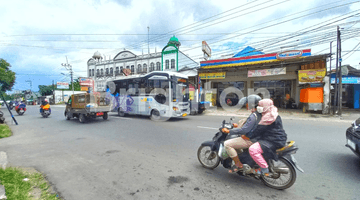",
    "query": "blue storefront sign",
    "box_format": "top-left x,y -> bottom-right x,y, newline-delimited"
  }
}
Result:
331,77 -> 360,84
